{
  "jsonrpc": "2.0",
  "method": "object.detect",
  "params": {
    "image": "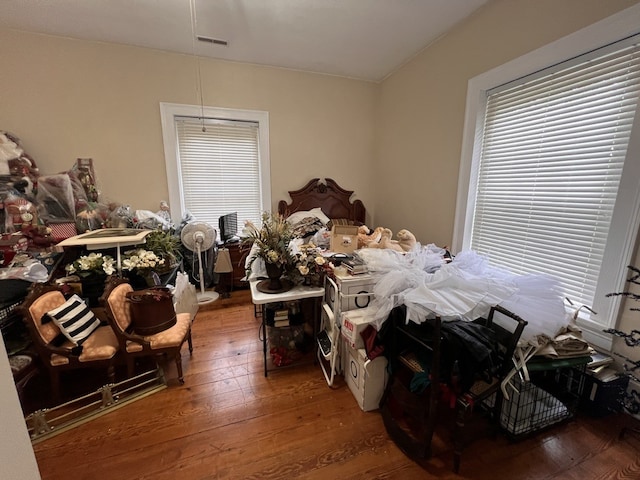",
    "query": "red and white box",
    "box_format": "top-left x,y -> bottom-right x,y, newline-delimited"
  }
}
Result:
48,222 -> 78,242
341,309 -> 375,350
